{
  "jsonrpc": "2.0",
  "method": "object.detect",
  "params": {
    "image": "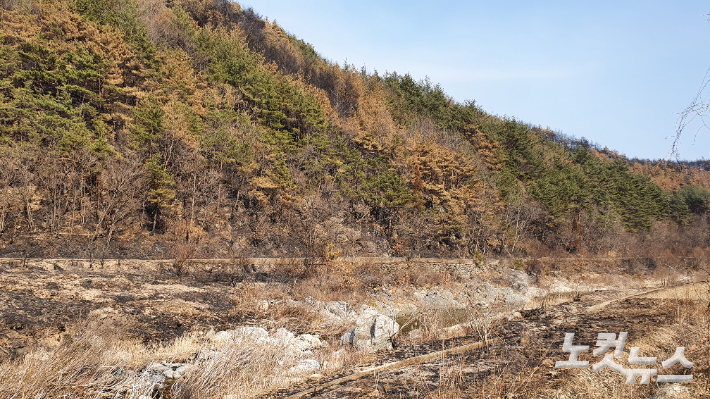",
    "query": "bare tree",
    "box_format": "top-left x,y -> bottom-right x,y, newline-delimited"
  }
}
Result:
673,13 -> 710,157
674,67 -> 710,157
94,156 -> 147,243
